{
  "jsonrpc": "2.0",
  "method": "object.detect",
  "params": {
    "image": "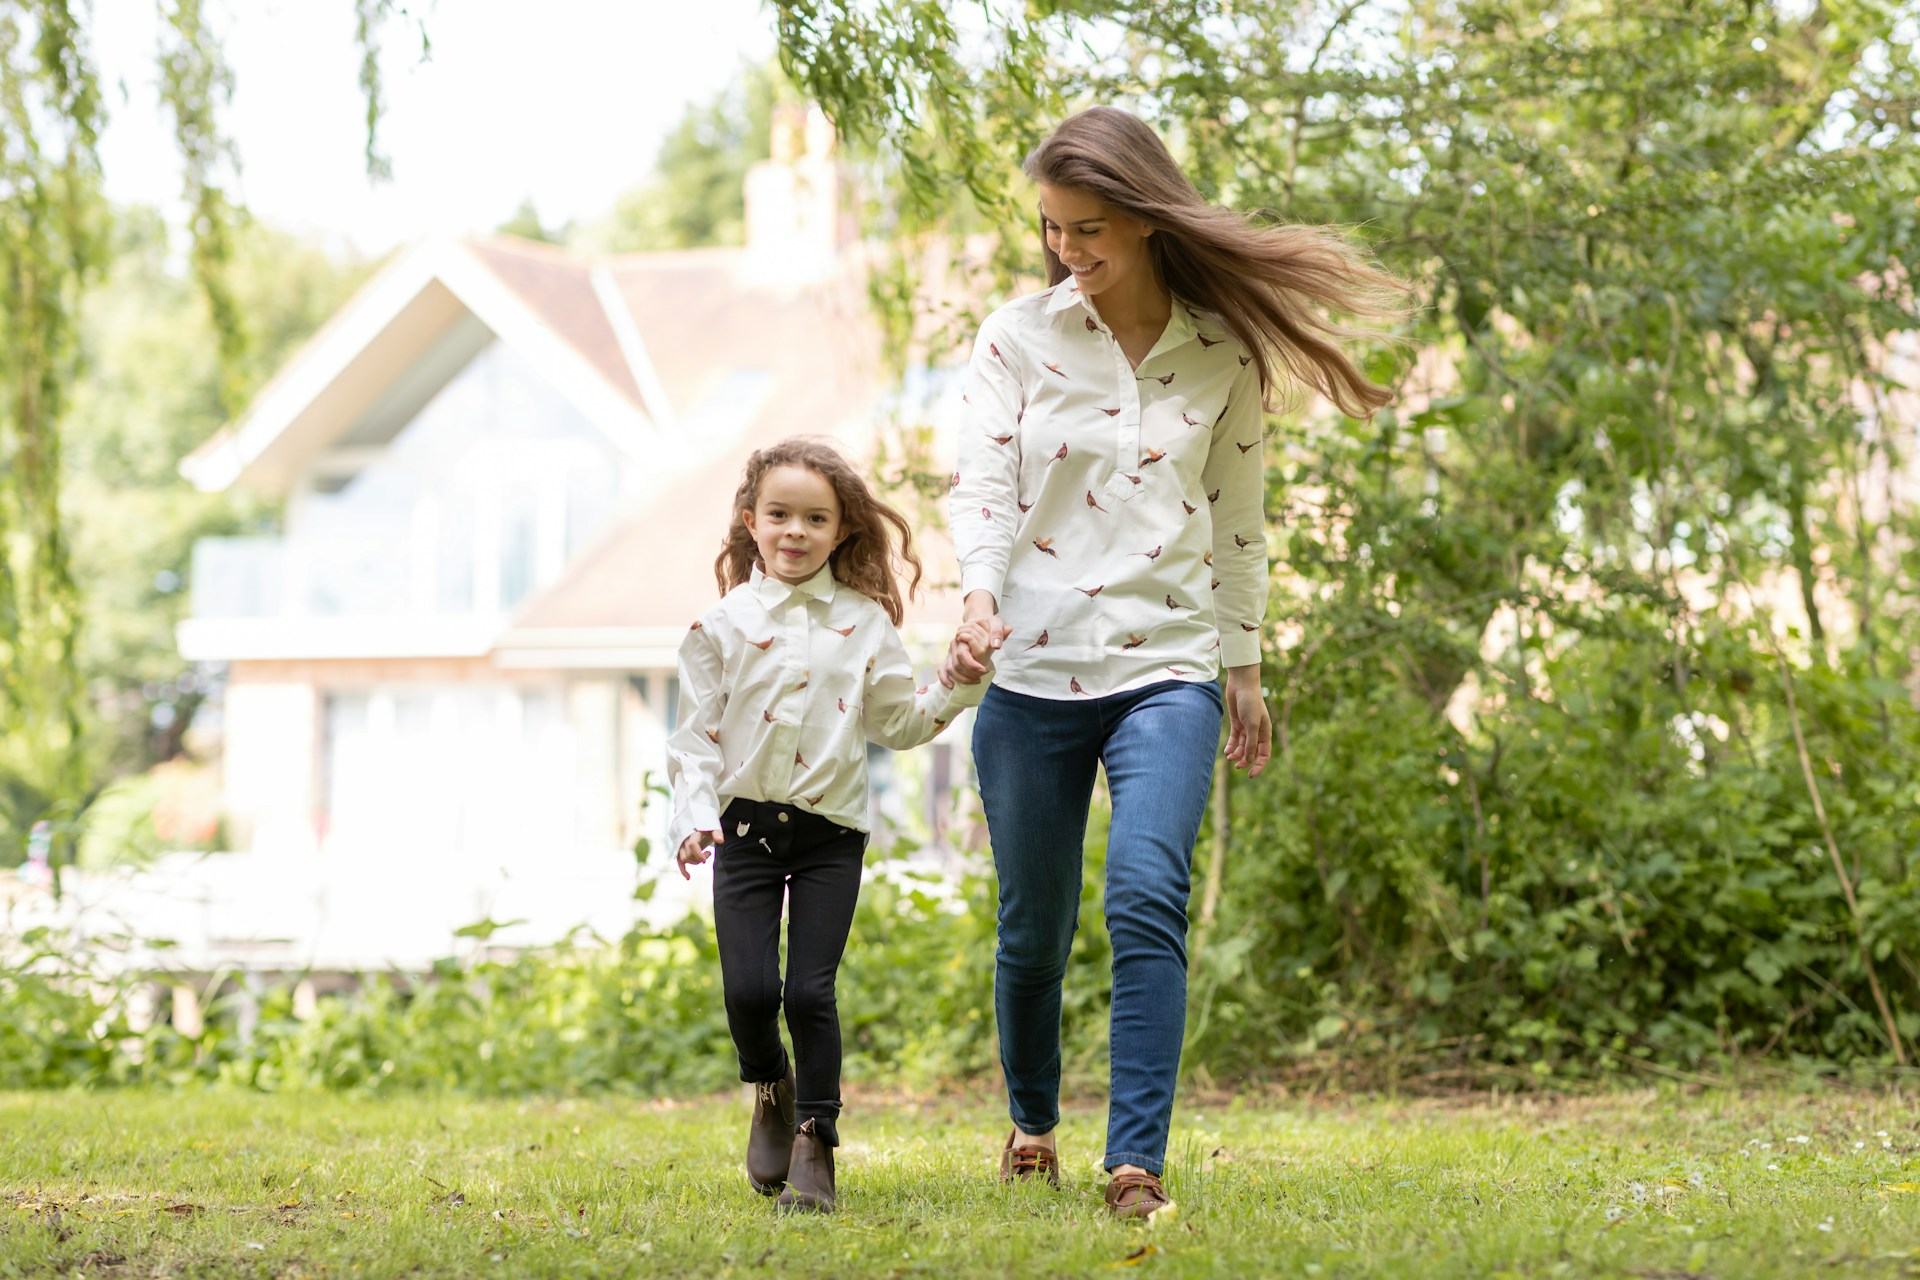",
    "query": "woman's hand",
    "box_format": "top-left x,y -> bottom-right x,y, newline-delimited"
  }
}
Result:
1222,664 -> 1272,778
676,829 -> 720,880
940,591 -> 1011,687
